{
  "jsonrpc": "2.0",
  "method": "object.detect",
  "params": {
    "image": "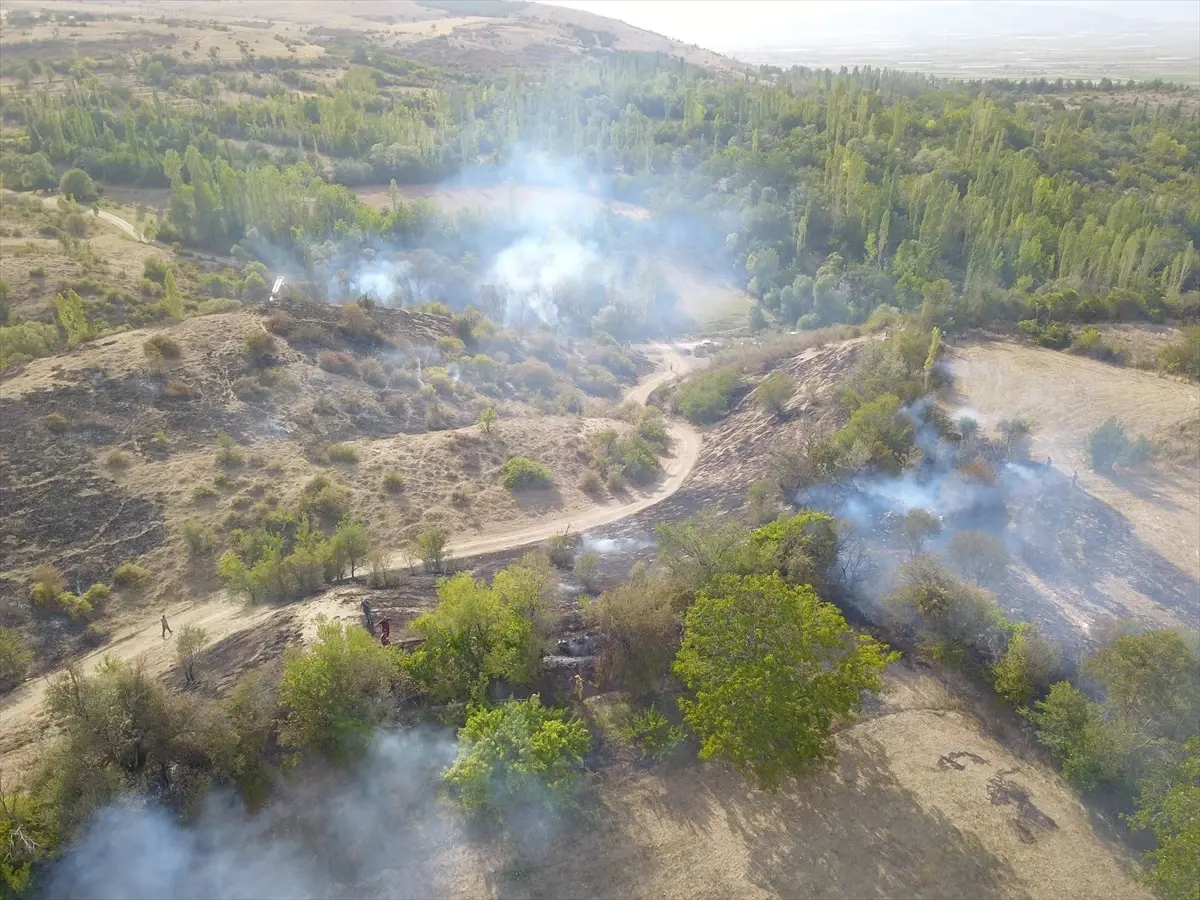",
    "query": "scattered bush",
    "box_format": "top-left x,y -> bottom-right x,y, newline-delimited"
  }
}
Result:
182,522 -> 217,557
113,562 -> 150,587
1027,681 -> 1119,790
143,334 -> 182,361
414,526 -> 449,572
360,358 -> 386,387
1127,736 -> 1200,900
477,407 -> 497,434
176,624 -> 209,686
583,566 -> 680,694
575,550 -> 600,593
103,450 -> 130,470
44,412 -> 69,432
755,371 -> 793,418
992,623 -> 1061,706
896,507 -> 941,558
192,484 -> 219,503
544,532 -> 576,569
0,625 -> 33,693
324,443 -> 359,464
501,456 -> 553,491
29,565 -> 67,609
1087,418 -> 1149,473
947,530 -> 1009,585
579,469 -> 603,494
244,330 -> 277,366
1158,325 -> 1200,379
317,350 -> 358,376
443,695 -> 590,817
381,471 -> 405,494
216,431 -> 245,468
